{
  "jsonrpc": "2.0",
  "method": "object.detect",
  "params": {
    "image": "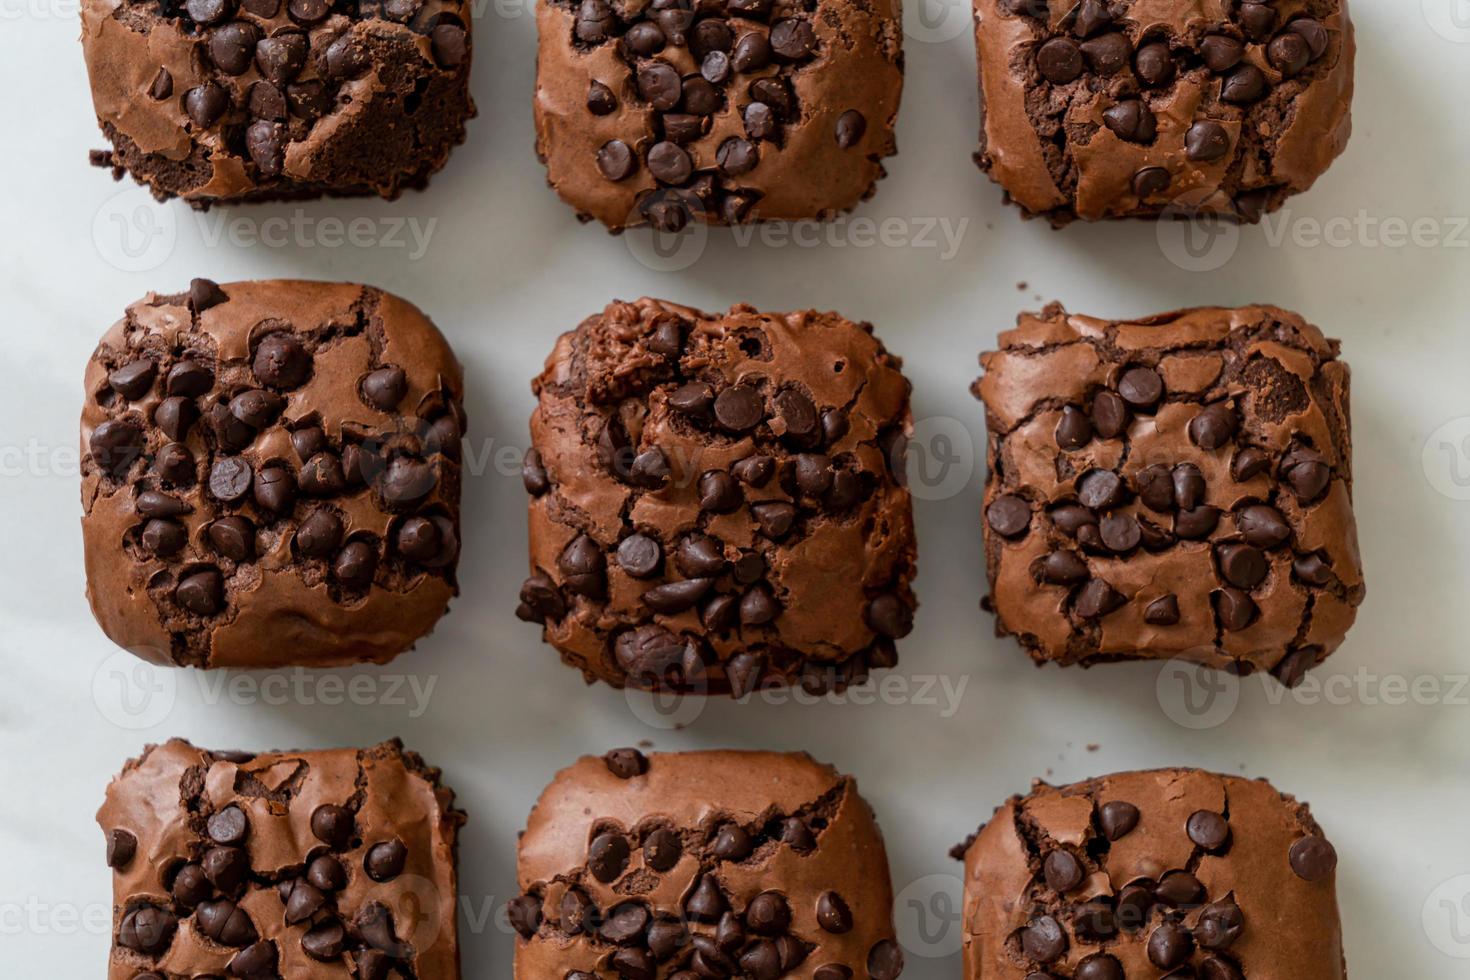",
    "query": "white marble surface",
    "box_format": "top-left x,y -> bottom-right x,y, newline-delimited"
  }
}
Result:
4,0 -> 1470,975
